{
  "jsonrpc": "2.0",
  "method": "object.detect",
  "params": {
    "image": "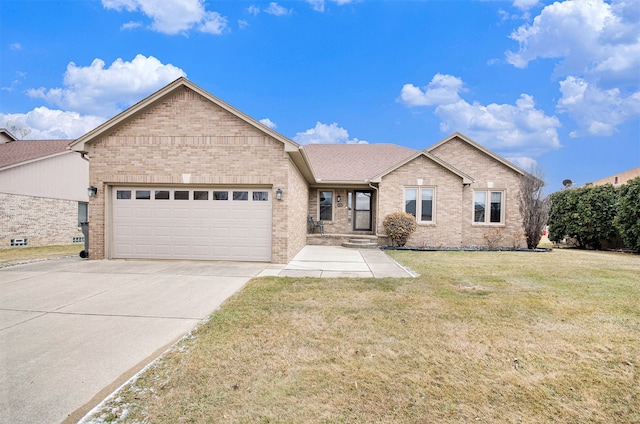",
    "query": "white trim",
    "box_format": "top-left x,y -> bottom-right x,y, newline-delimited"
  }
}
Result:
472,189 -> 505,225
404,186 -> 436,224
